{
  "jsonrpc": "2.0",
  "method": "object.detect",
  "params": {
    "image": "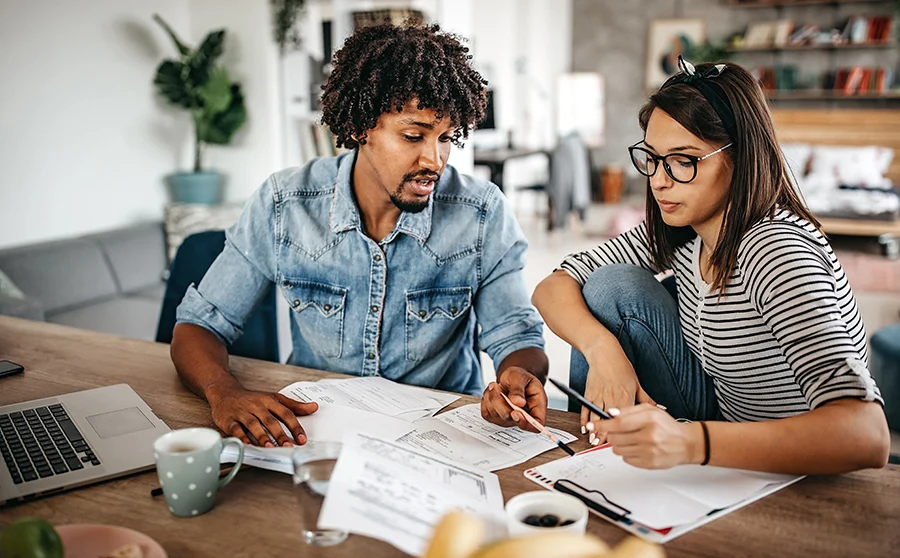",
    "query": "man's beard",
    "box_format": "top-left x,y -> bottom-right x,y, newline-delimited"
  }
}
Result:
389,172 -> 438,213
389,191 -> 430,213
